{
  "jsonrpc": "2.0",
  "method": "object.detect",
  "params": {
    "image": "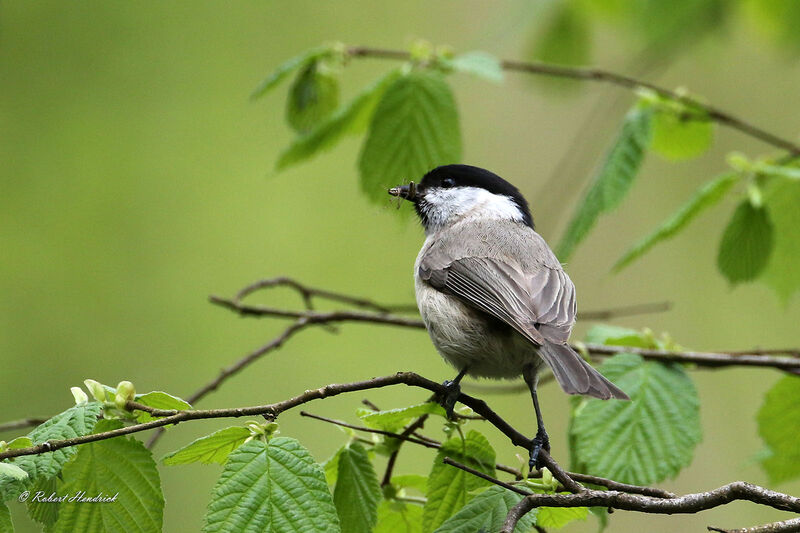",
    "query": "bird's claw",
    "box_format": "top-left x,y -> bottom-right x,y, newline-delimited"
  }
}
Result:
441,379 -> 461,420
528,430 -> 551,471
